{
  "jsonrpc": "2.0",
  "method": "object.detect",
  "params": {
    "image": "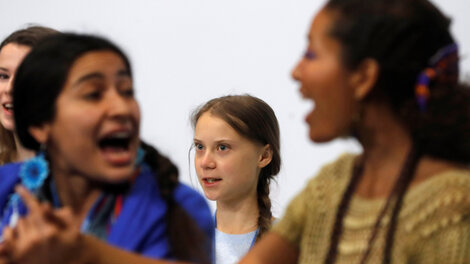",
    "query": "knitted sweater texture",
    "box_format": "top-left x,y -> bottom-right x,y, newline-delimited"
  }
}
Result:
273,153 -> 470,263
